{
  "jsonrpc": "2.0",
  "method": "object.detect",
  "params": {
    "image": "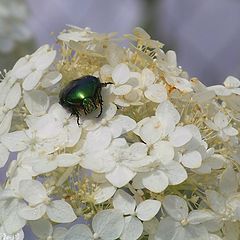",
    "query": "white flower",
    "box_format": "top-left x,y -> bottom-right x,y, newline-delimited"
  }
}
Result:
63,209 -> 124,240
206,167 -> 240,222
135,100 -> 180,145
205,112 -> 238,141
83,103 -> 136,152
155,195 -> 216,240
81,138 -> 150,187
132,140 -> 187,193
138,68 -> 168,103
113,190 -> 161,240
10,45 -> 61,91
170,125 -> 206,169
208,76 -> 240,96
17,179 -> 77,223
156,50 -> 192,92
